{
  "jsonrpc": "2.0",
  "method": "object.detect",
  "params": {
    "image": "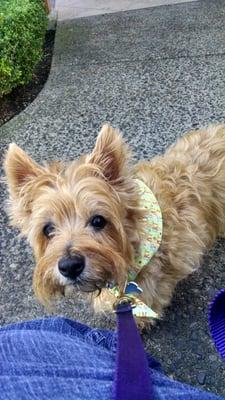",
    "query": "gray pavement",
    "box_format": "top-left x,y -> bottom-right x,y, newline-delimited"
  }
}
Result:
1,0 -> 225,395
